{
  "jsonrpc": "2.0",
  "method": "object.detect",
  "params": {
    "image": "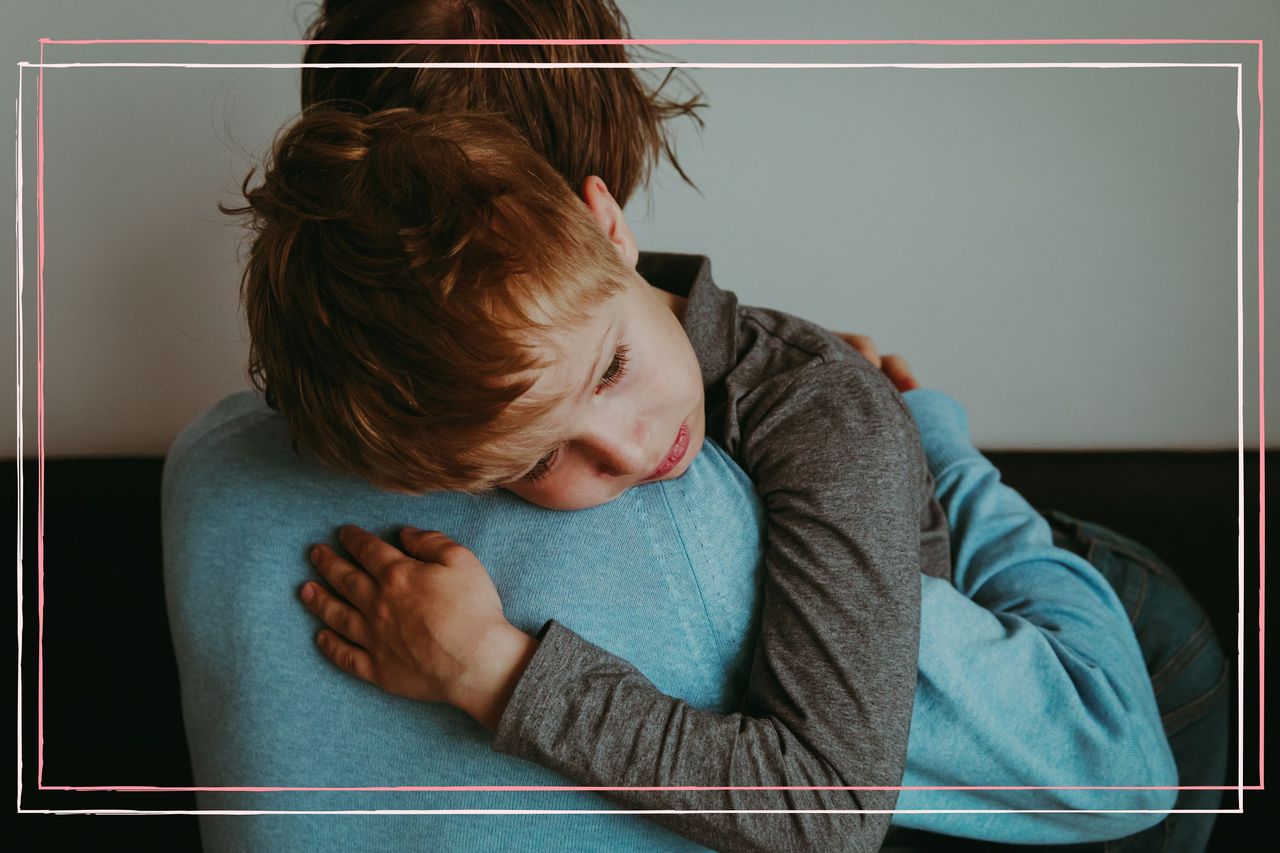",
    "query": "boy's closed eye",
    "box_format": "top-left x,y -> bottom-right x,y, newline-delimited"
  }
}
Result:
502,274 -> 706,510
521,343 -> 631,482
